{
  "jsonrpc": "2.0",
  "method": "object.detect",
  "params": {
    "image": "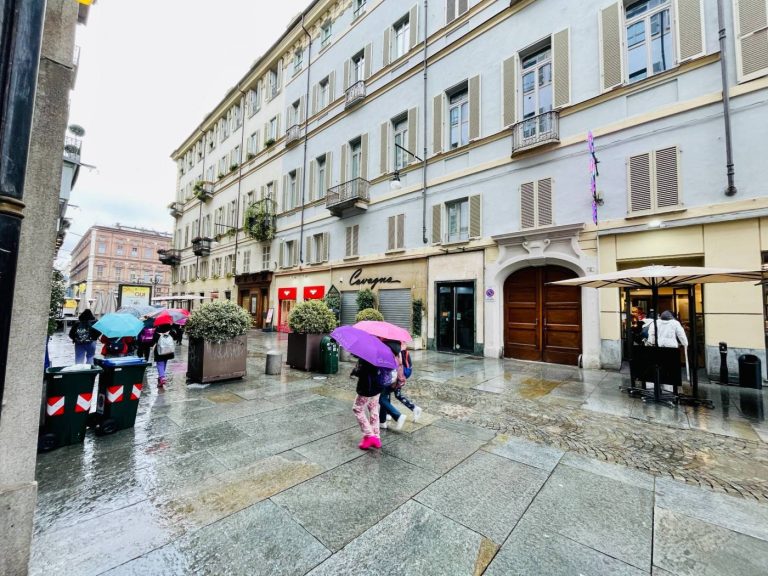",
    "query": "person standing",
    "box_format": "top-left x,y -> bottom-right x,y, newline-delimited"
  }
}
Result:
153,323 -> 175,388
646,310 -> 688,348
379,340 -> 407,431
351,359 -> 383,450
68,309 -> 99,364
392,344 -> 422,422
